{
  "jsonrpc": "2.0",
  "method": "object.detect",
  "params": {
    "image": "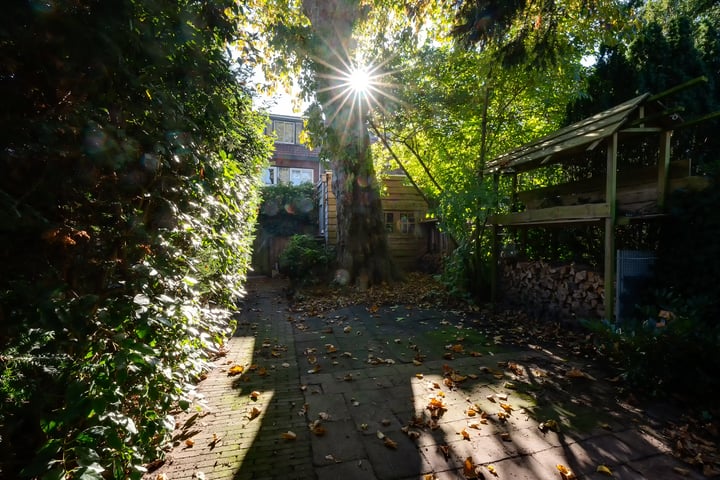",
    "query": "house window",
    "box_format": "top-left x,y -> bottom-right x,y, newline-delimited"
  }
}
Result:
399,213 -> 416,234
261,166 -> 277,185
385,212 -> 394,232
289,168 -> 313,185
272,120 -> 300,144
385,212 -> 416,234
